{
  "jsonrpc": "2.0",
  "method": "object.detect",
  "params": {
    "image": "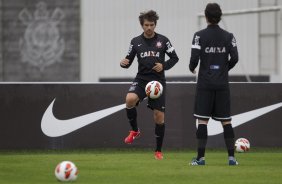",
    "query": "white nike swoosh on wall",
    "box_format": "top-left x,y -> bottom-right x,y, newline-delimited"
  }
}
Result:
41,99 -> 125,137
207,102 -> 282,136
